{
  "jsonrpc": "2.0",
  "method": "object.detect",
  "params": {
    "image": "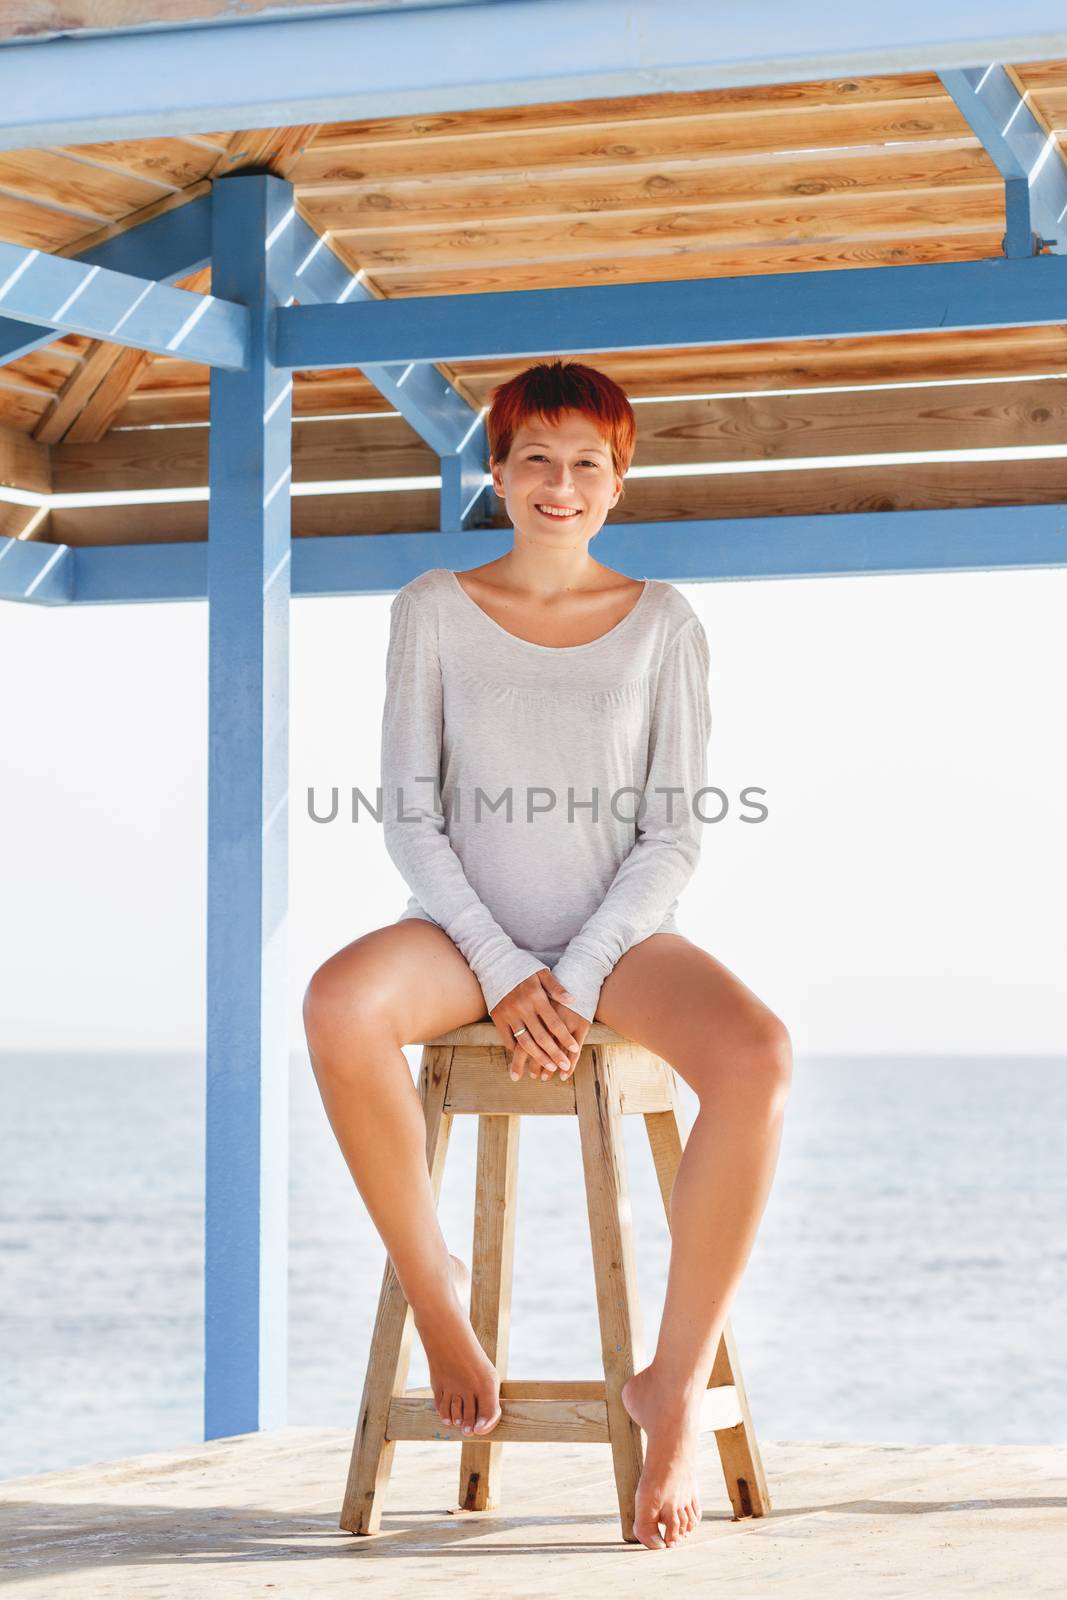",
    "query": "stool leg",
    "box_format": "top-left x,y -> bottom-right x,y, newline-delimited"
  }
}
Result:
457,1112 -> 520,1511
574,1043 -> 647,1545
644,1075 -> 772,1519
339,1043 -> 455,1535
